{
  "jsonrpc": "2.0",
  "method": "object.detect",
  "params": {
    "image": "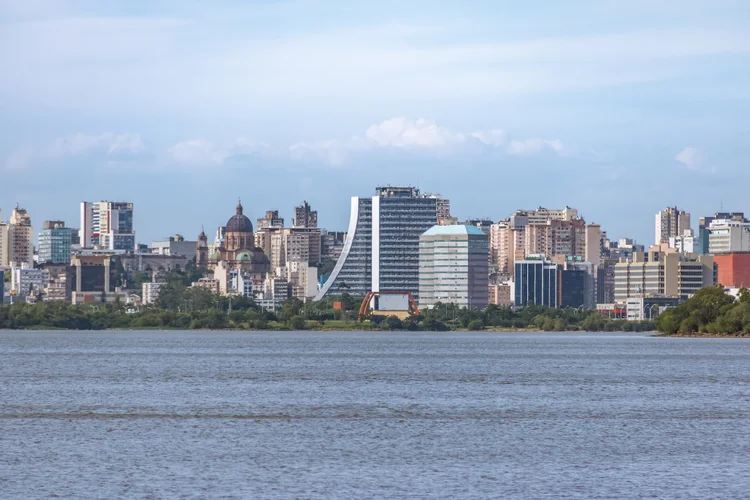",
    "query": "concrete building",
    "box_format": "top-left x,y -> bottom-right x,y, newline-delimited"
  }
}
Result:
11,265 -> 47,297
514,255 -> 560,308
278,261 -> 318,301
490,220 -> 511,275
614,250 -> 714,301
321,230 -> 347,261
426,194 -> 451,223
316,186 -> 438,300
655,207 -> 691,245
488,283 -> 512,306
151,235 -> 197,257
708,219 -> 750,254
38,220 -> 73,265
255,227 -> 322,269
293,201 -> 318,228
626,296 -> 682,321
80,201 -> 135,251
584,223 -> 602,267
69,254 -> 129,304
496,207 -> 582,277
1,207 -> 34,268
699,212 -> 746,254
142,281 -> 165,305
418,225 -> 489,309
256,210 -> 284,230
669,229 -> 700,254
